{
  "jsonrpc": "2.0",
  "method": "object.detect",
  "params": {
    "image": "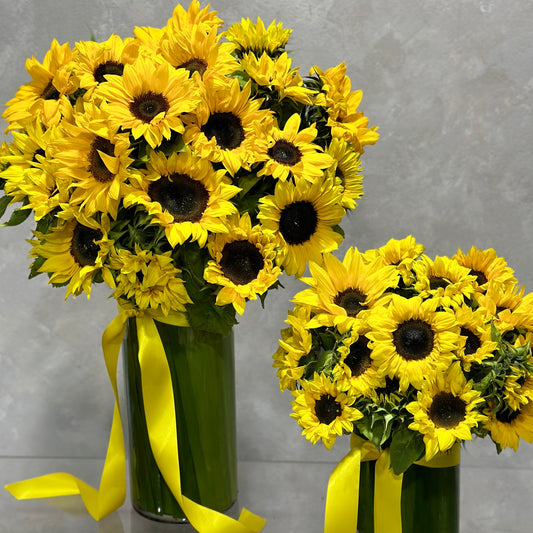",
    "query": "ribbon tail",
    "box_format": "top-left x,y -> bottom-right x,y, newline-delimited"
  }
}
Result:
374,449 -> 403,533
324,438 -> 363,533
136,316 -> 265,533
5,313 -> 128,521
